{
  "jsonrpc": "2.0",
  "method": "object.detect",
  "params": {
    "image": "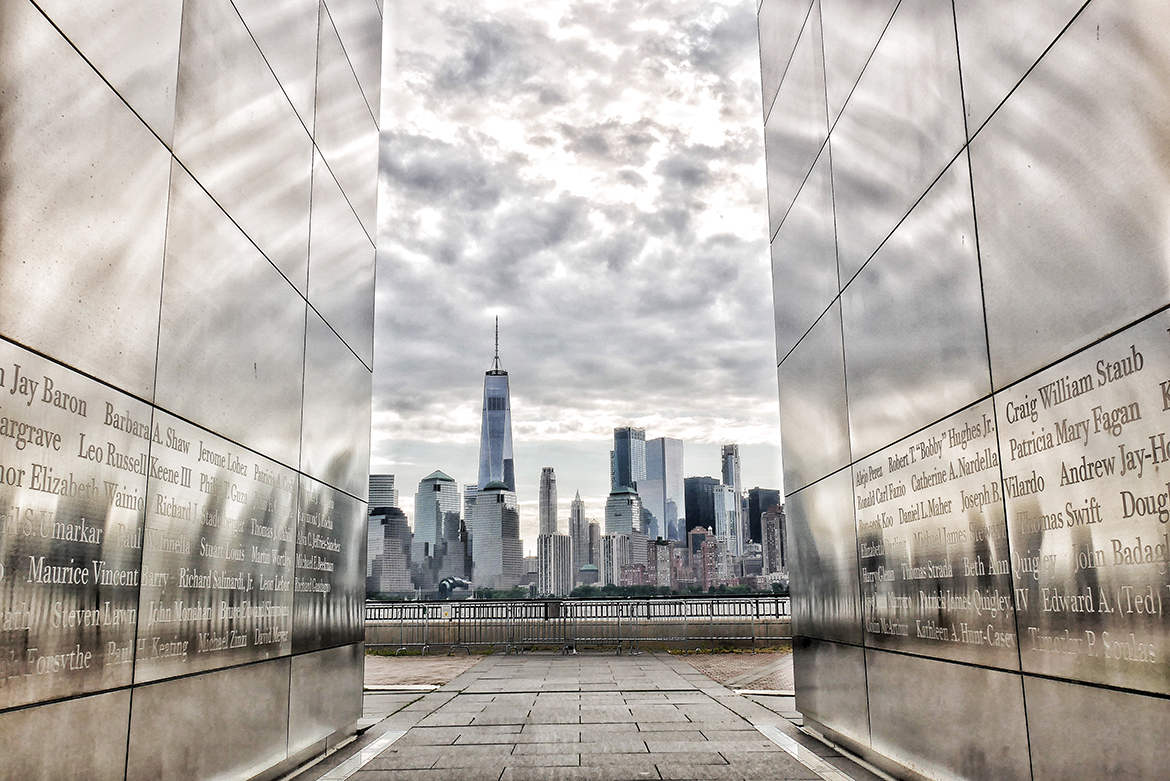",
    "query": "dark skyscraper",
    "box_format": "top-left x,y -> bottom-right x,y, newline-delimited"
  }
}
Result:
610,426 -> 646,491
747,487 -> 781,544
477,318 -> 515,491
684,476 -> 719,533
